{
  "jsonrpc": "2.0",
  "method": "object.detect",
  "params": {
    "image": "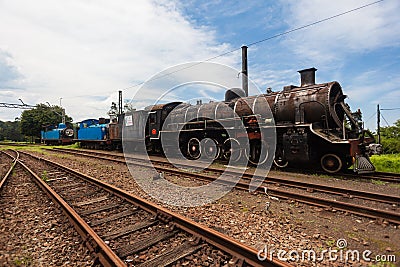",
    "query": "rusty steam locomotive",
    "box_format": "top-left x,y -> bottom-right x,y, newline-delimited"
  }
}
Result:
121,48 -> 380,173
64,47 -> 379,173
